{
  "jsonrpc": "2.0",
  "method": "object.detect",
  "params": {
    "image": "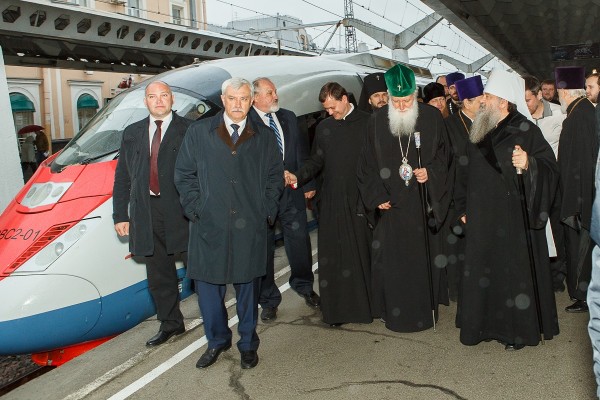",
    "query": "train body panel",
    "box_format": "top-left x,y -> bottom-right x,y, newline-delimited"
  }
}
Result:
0,274 -> 102,354
0,55 -> 430,356
0,277 -> 158,355
0,194 -> 190,354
